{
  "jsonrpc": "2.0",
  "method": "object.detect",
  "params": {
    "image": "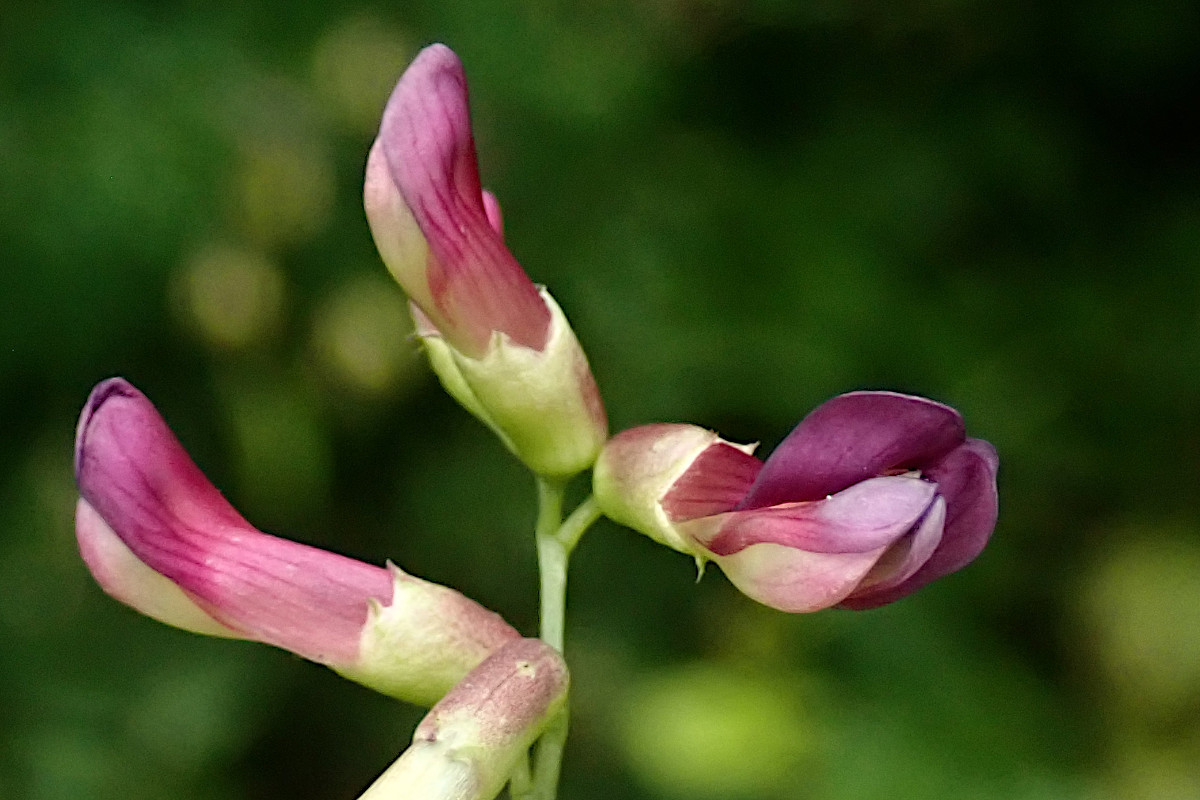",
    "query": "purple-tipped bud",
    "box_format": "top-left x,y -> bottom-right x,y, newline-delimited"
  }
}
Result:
74,378 -> 519,705
593,392 -> 999,612
364,44 -> 606,479
358,638 -> 569,800
363,44 -> 548,357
